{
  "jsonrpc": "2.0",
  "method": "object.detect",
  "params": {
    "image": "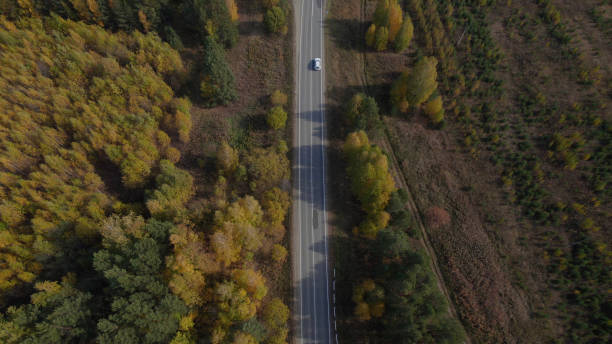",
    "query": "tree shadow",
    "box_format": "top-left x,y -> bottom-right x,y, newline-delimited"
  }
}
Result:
292,259 -> 334,343
238,20 -> 264,36
237,0 -> 264,15
325,18 -> 366,53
